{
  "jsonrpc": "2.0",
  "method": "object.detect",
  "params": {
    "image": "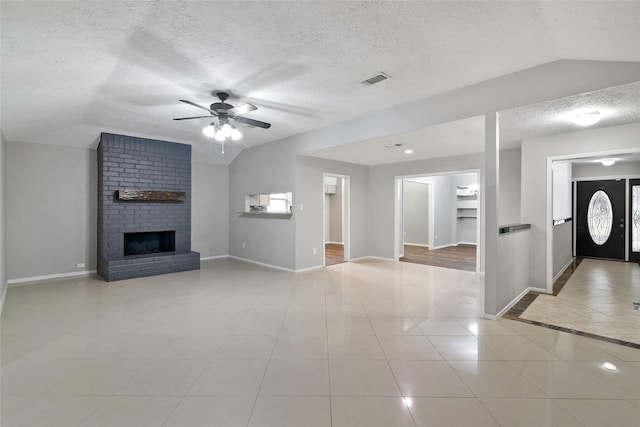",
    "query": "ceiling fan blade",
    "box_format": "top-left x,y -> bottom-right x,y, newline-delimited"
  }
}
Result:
173,115 -> 214,121
179,99 -> 214,113
233,116 -> 271,129
227,103 -> 257,116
